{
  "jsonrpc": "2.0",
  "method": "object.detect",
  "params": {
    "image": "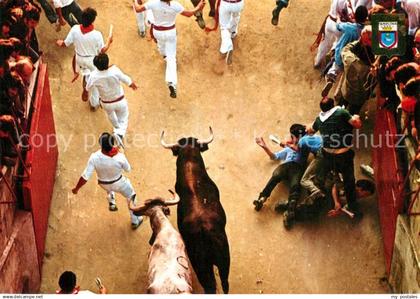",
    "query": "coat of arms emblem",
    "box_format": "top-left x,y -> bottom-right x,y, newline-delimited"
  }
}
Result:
378,22 -> 398,49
